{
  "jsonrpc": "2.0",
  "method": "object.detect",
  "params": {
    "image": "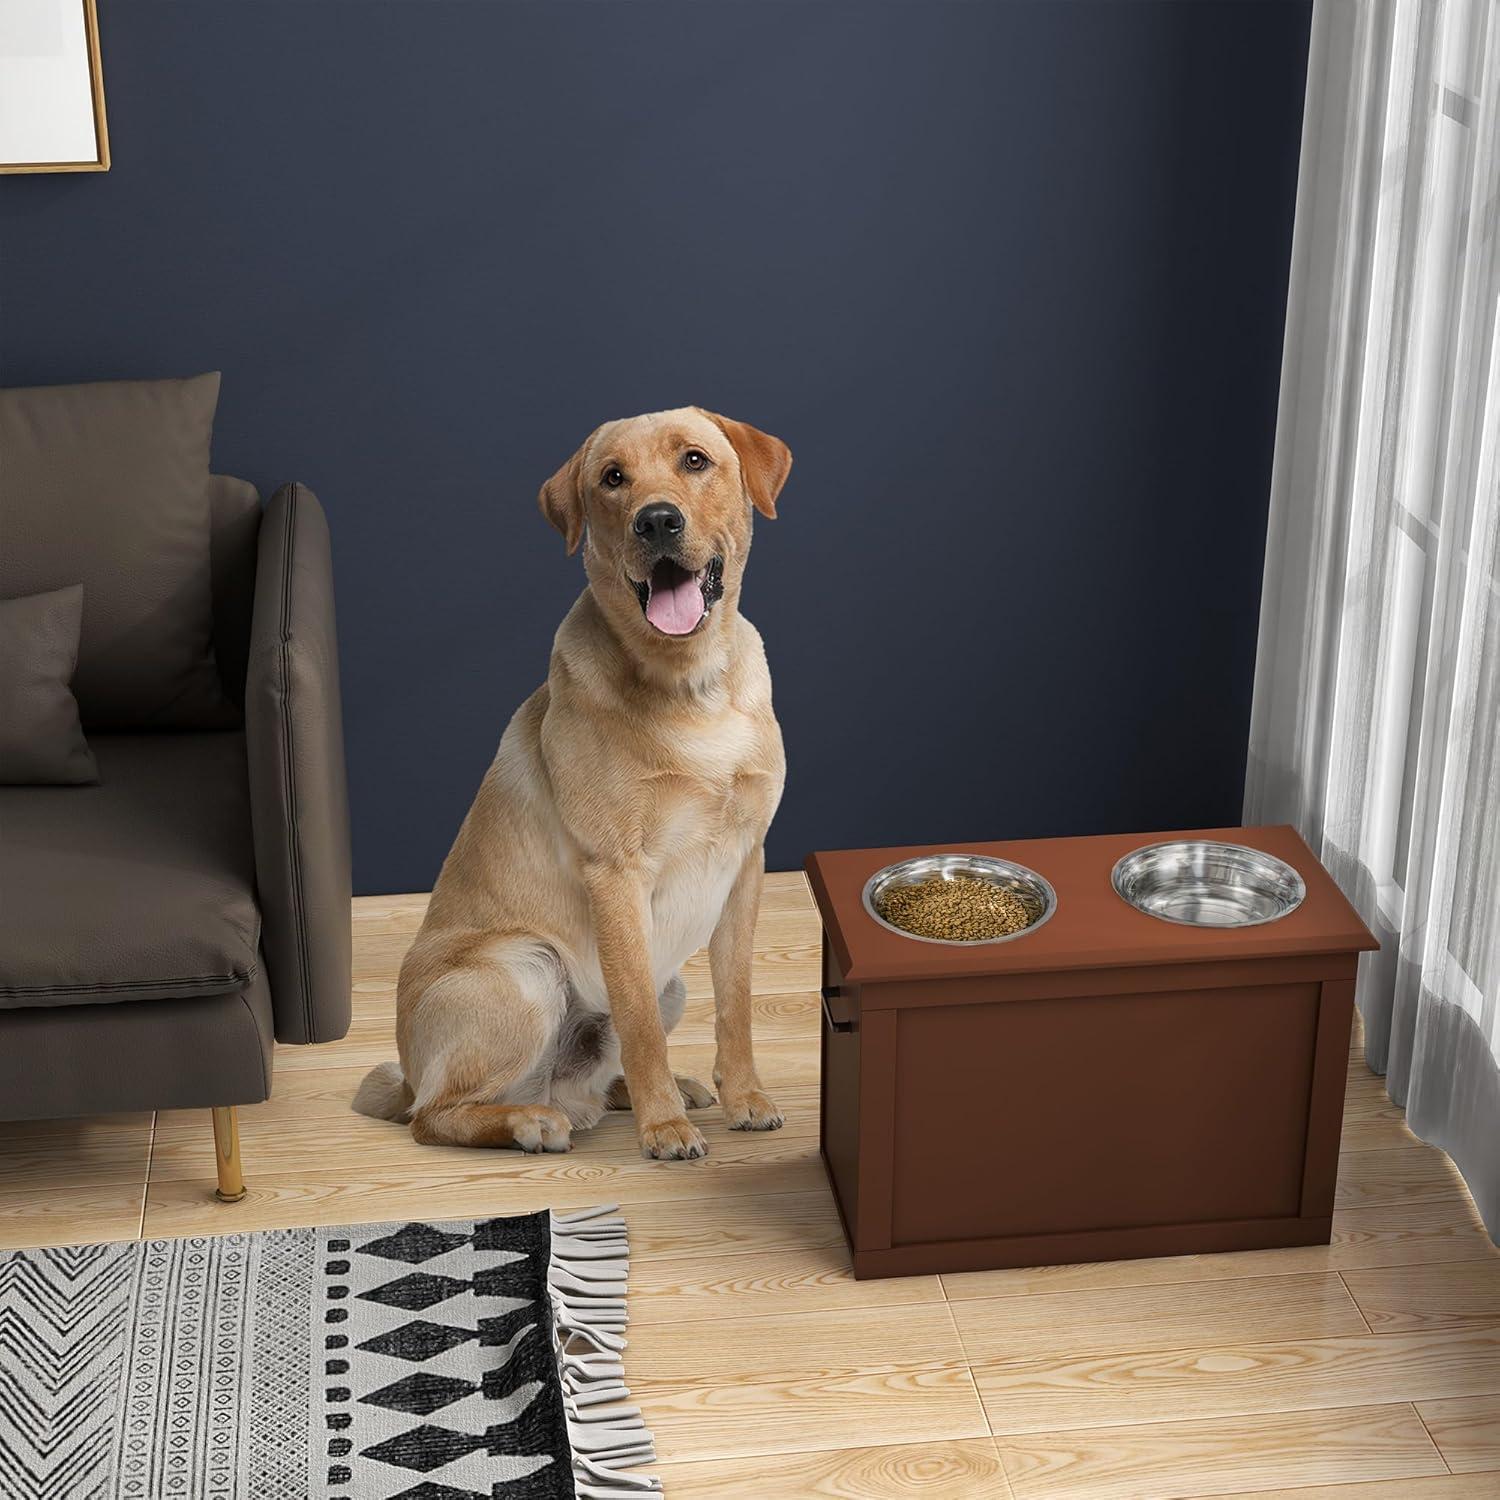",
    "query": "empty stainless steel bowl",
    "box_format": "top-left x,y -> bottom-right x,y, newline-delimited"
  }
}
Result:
861,853 -> 1057,945
1111,841 -> 1306,927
